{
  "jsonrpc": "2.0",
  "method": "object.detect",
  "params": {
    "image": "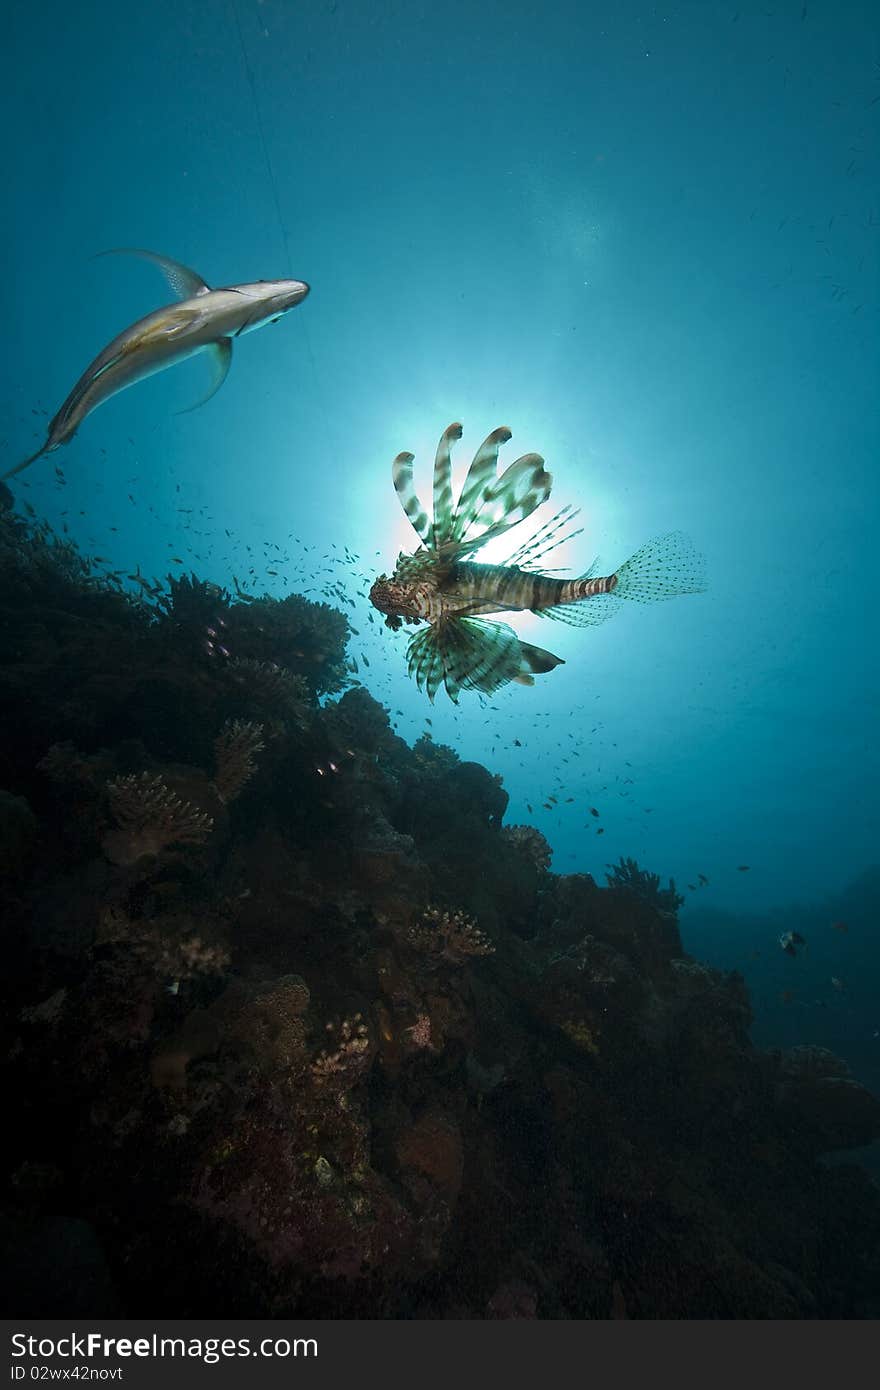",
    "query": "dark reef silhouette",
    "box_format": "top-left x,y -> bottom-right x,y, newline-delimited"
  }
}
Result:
1,498 -> 879,1318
